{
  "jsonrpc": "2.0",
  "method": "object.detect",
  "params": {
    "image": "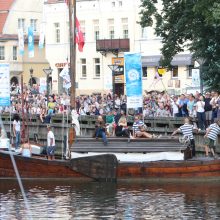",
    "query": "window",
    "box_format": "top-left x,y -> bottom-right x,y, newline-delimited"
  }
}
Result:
112,1 -> 115,7
13,46 -> 17,61
54,23 -> 60,43
81,59 -> 87,78
141,27 -> 148,39
187,65 -> 194,78
142,67 -> 148,78
30,19 -> 37,32
18,18 -> 25,31
108,19 -> 114,39
121,18 -> 128,38
172,66 -> 178,78
93,20 -> 99,40
119,1 -> 122,7
0,46 -> 5,60
94,58 -> 100,78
